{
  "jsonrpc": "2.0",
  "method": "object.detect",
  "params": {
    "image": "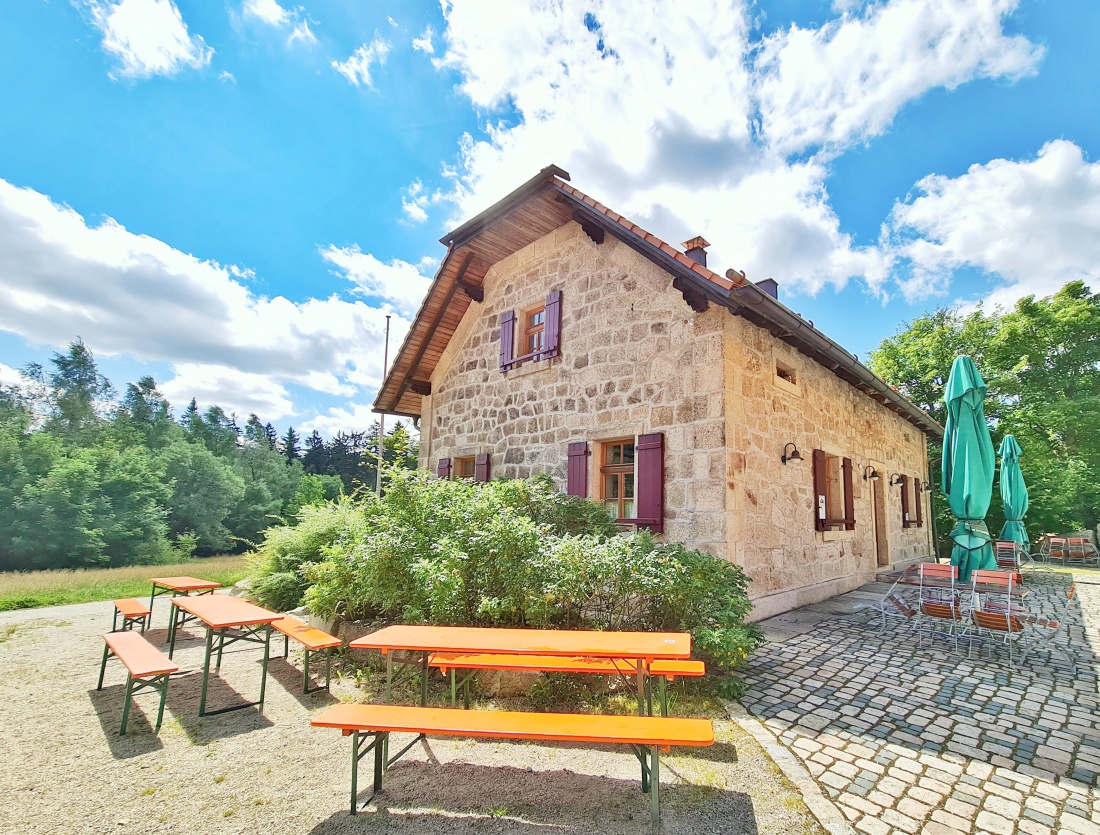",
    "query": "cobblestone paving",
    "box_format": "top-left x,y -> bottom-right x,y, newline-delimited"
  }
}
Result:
741,570 -> 1100,835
